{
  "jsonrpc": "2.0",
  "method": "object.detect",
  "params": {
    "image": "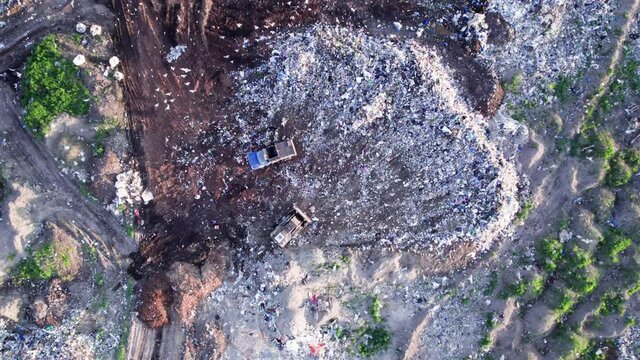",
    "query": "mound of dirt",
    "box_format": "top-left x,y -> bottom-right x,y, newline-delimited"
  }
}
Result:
137,273 -> 173,328
164,258 -> 225,325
